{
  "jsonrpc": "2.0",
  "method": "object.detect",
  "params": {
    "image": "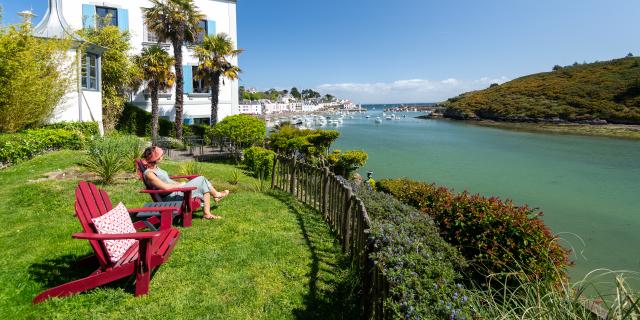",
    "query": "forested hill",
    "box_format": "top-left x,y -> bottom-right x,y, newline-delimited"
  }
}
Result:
441,57 -> 640,124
